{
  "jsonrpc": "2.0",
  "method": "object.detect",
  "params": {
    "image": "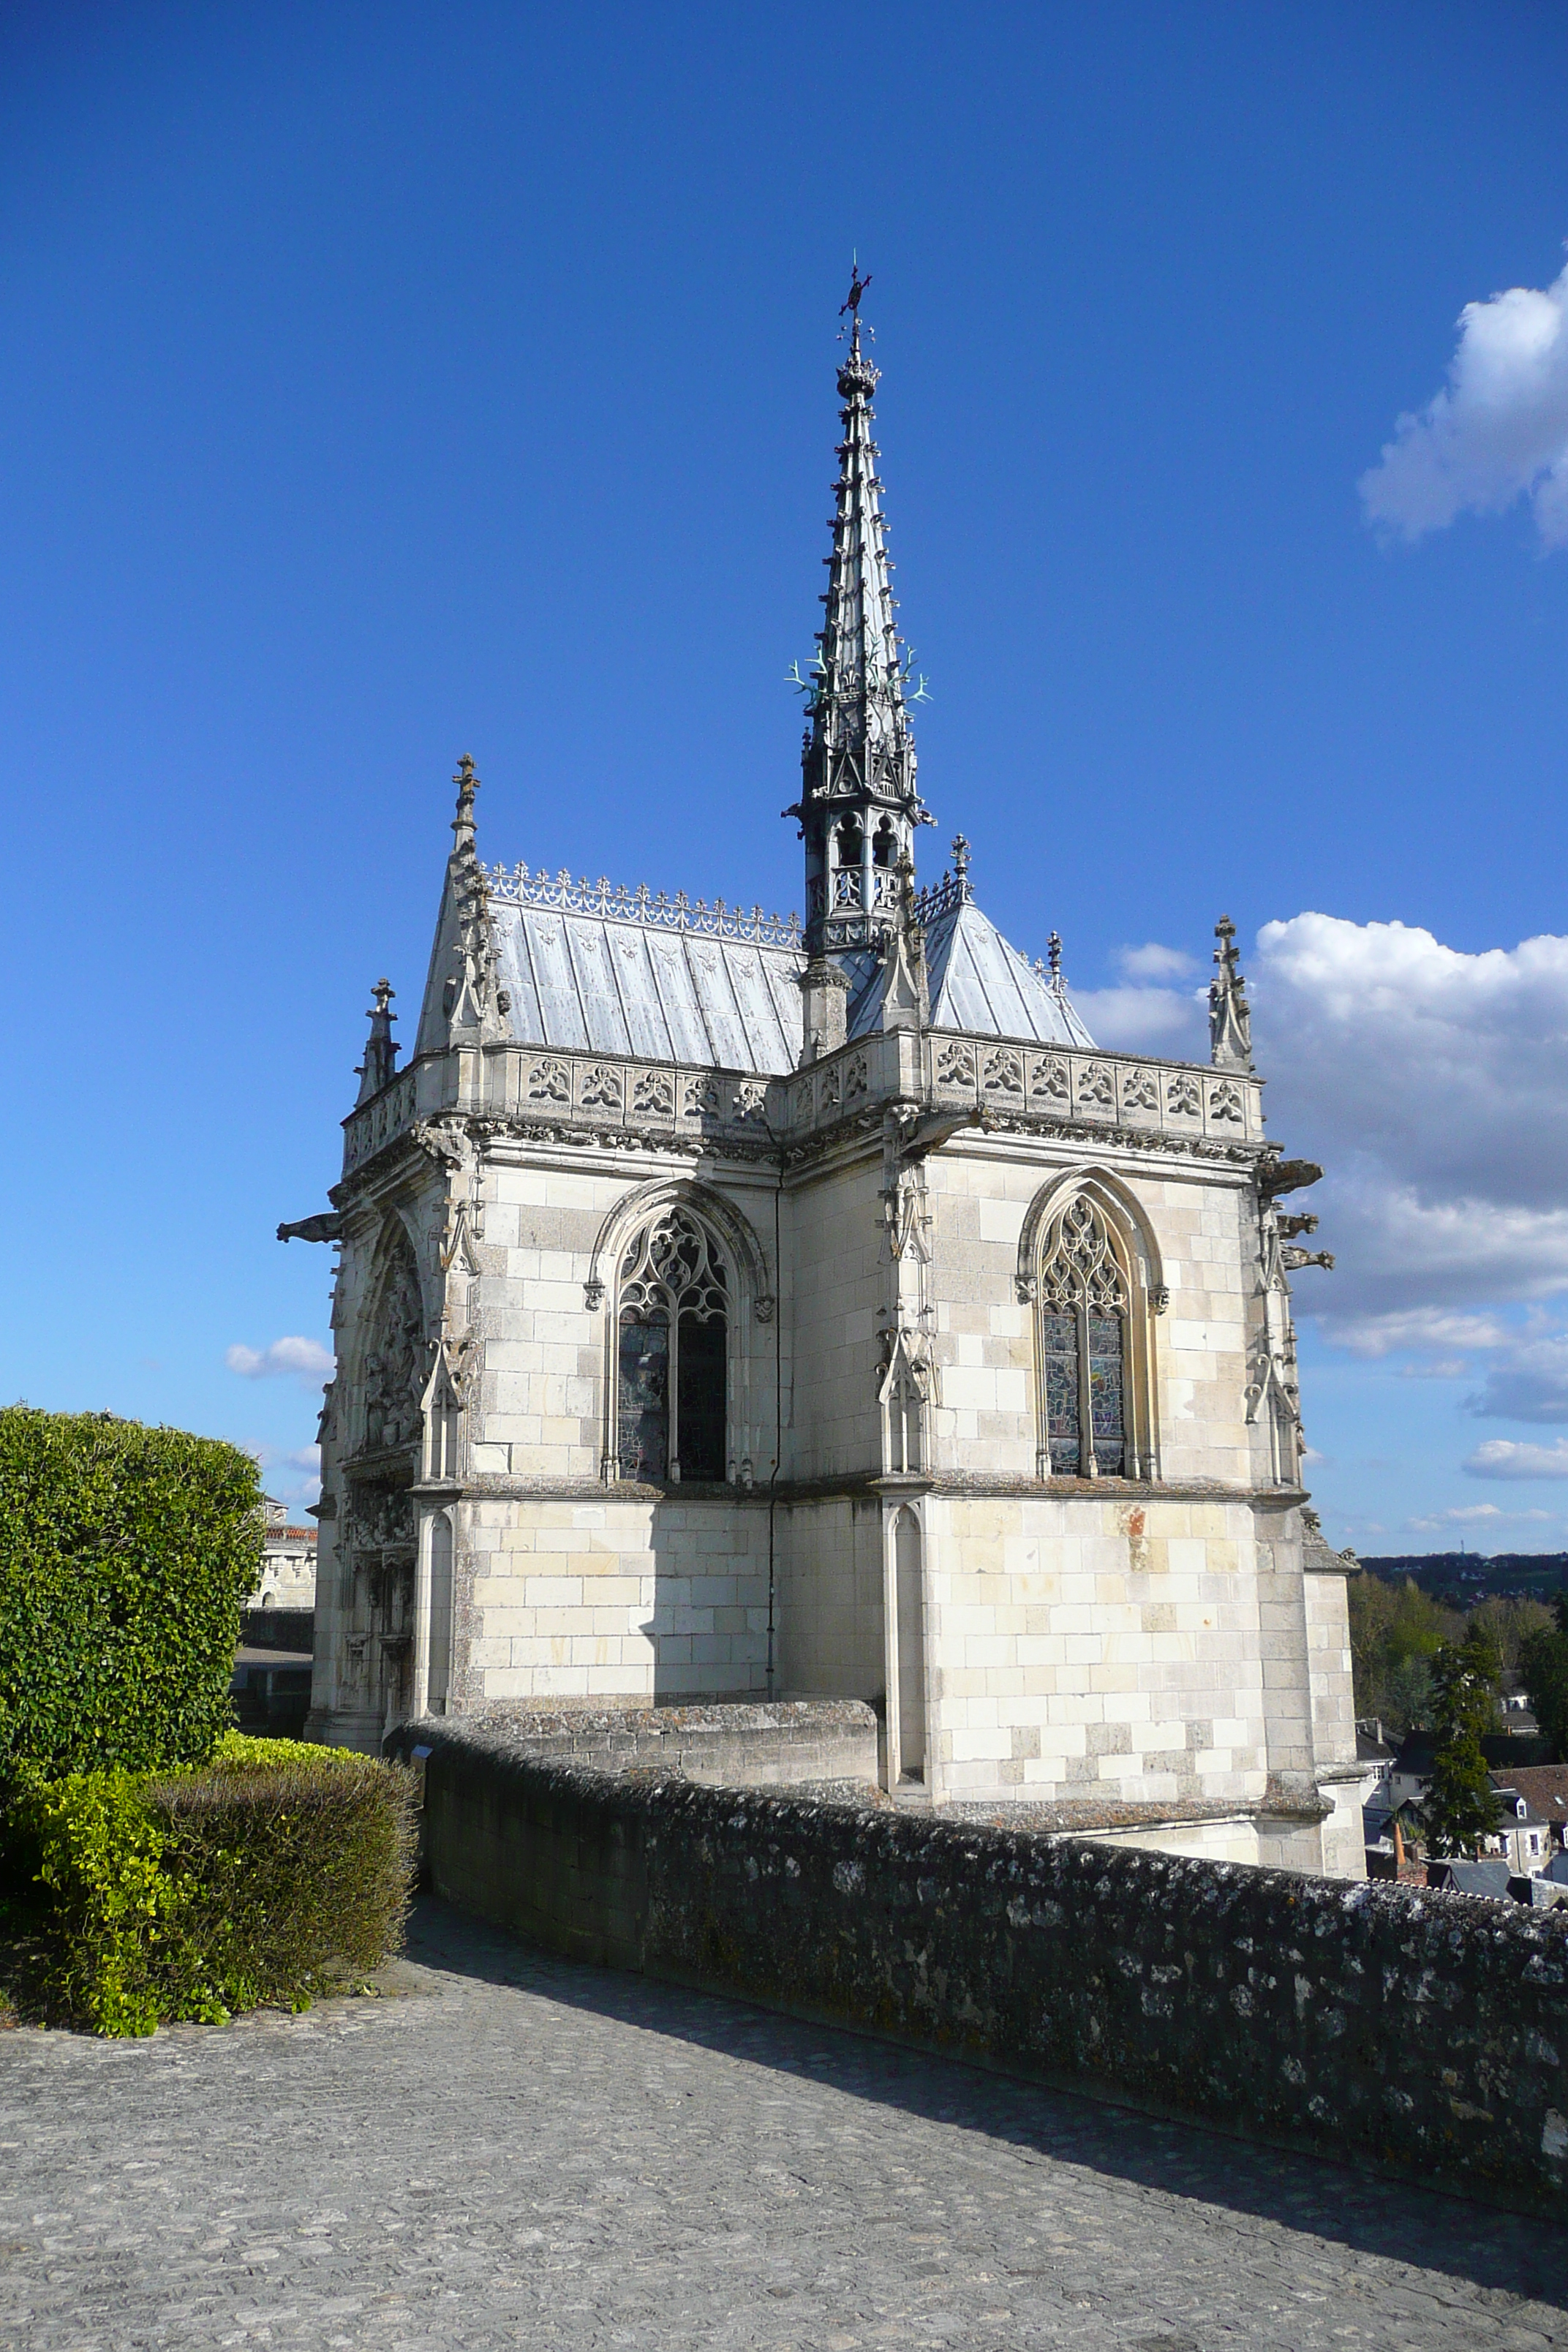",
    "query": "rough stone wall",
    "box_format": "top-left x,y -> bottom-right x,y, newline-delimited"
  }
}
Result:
415,1697 -> 878,1787
393,1723 -> 1568,2217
